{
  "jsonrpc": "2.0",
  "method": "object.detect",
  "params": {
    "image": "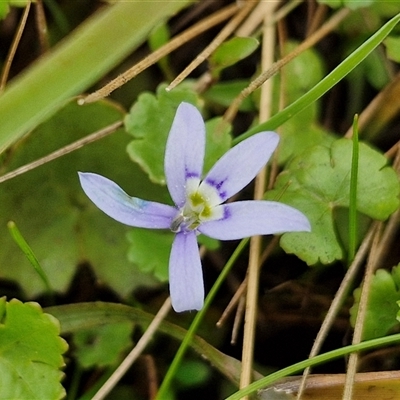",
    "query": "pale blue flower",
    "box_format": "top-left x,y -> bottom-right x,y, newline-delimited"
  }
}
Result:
79,102 -> 311,312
